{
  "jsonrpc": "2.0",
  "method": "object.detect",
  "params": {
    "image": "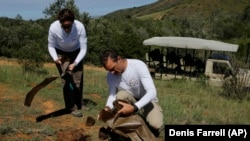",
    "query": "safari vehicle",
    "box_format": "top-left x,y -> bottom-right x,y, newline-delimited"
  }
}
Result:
142,36 -> 248,86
